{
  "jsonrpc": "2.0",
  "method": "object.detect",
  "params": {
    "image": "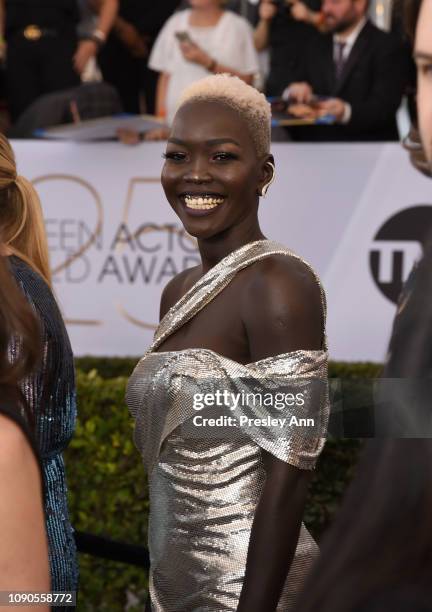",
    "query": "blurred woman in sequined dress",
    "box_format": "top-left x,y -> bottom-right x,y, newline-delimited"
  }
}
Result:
0,251 -> 50,611
127,75 -> 329,611
0,135 -> 78,597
